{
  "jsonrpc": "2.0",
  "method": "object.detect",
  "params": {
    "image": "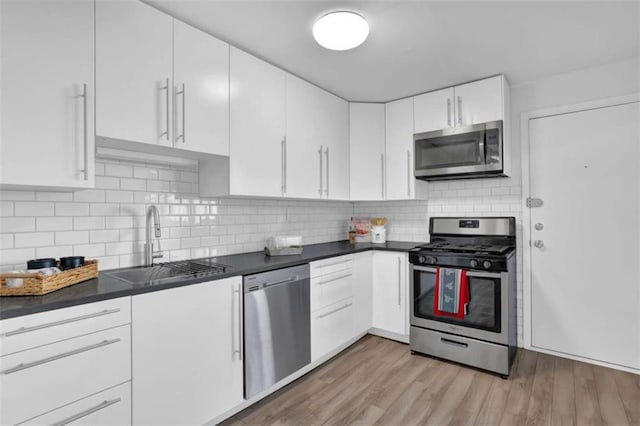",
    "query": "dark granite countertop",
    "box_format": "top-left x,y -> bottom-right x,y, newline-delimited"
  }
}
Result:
0,240 -> 421,320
